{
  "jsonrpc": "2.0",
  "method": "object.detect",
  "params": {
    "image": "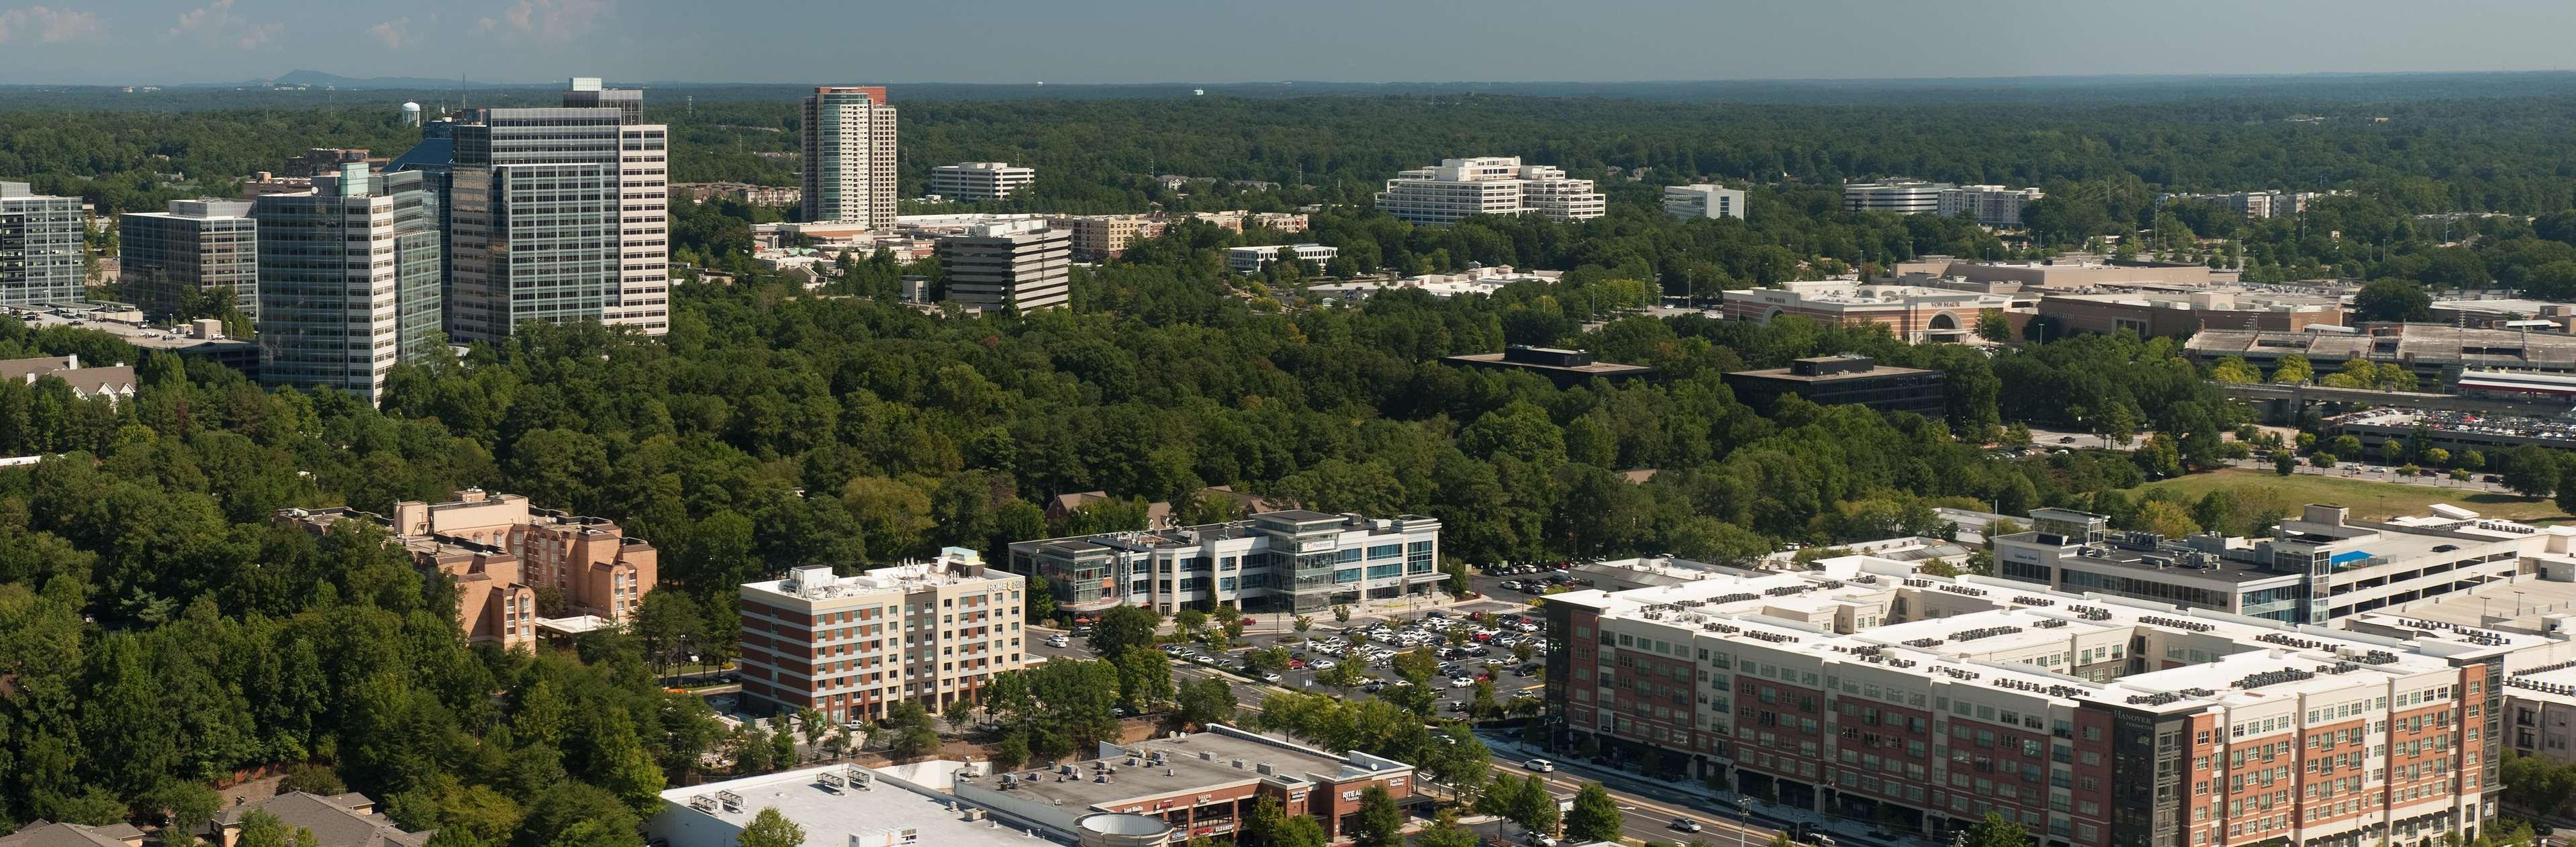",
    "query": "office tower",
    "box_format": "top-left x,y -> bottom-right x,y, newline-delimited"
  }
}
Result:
444,77 -> 669,342
928,162 -> 1036,202
800,87 -> 897,228
1662,184 -> 1747,220
1842,180 -> 1946,214
736,549 -> 1026,722
120,199 -> 258,319
562,77 -> 643,124
0,182 -> 86,305
251,164 -> 442,403
935,221 -> 1071,312
1374,156 -> 1605,225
